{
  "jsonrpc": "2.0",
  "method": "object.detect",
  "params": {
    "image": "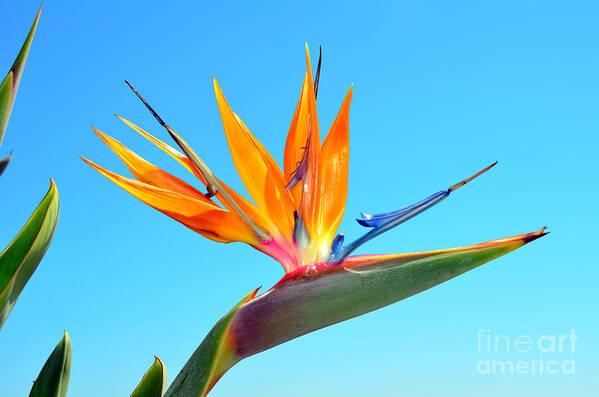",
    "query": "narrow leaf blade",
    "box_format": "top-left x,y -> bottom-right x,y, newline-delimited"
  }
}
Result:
131,357 -> 167,397
29,331 -> 72,397
0,180 -> 59,330
0,5 -> 42,146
